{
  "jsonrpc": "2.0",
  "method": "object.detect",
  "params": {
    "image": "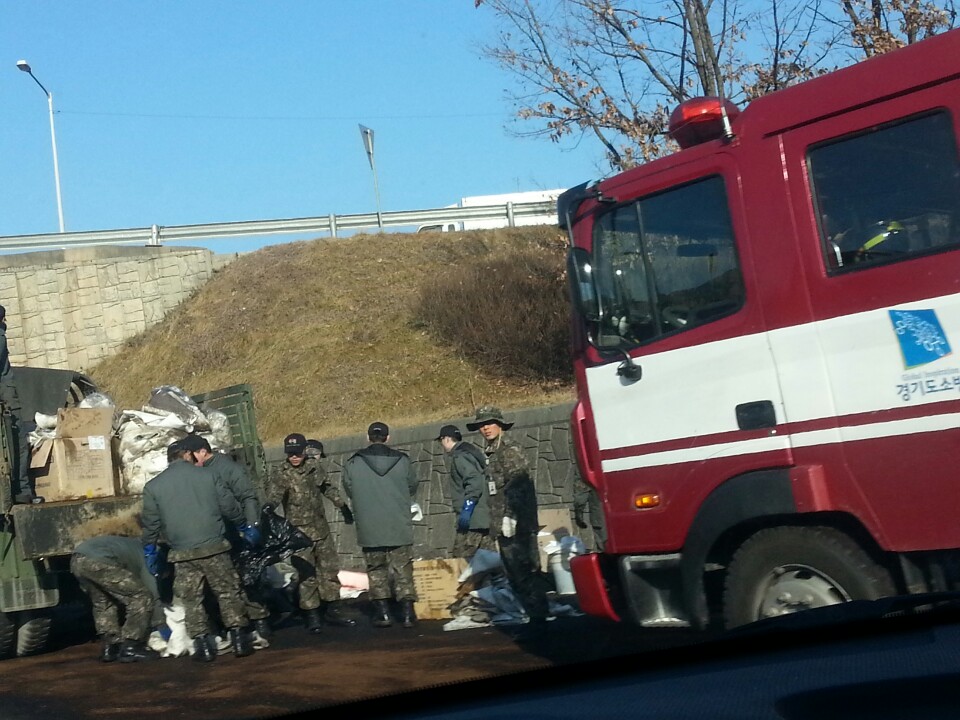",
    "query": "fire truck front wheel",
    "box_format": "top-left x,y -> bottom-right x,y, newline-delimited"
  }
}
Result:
723,526 -> 895,629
